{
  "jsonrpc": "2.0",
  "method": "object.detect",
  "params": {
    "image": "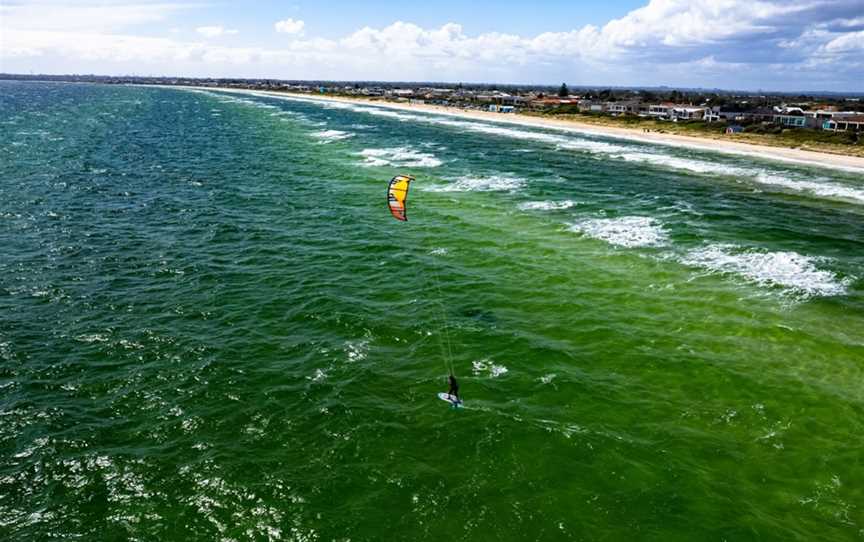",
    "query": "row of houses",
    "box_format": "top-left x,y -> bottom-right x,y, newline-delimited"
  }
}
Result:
246,83 -> 863,132
529,98 -> 864,132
